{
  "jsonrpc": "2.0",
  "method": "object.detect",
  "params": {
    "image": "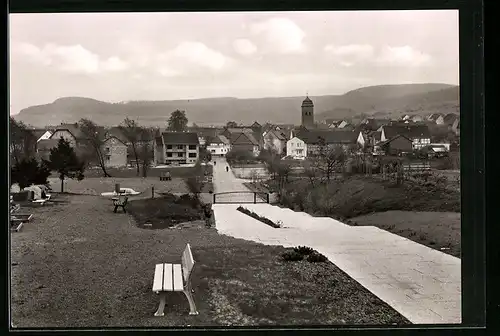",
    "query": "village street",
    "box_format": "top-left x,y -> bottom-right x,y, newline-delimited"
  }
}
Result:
210,157 -> 461,324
